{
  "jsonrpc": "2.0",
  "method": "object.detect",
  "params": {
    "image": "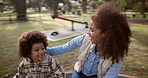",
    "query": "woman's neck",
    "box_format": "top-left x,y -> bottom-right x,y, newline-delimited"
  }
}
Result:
95,44 -> 101,52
